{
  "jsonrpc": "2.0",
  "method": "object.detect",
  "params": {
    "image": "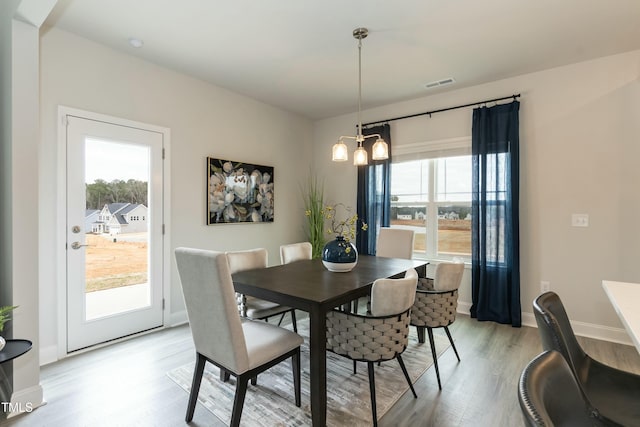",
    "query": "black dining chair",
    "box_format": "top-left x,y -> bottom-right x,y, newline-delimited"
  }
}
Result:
518,350 -> 615,426
533,291 -> 640,426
